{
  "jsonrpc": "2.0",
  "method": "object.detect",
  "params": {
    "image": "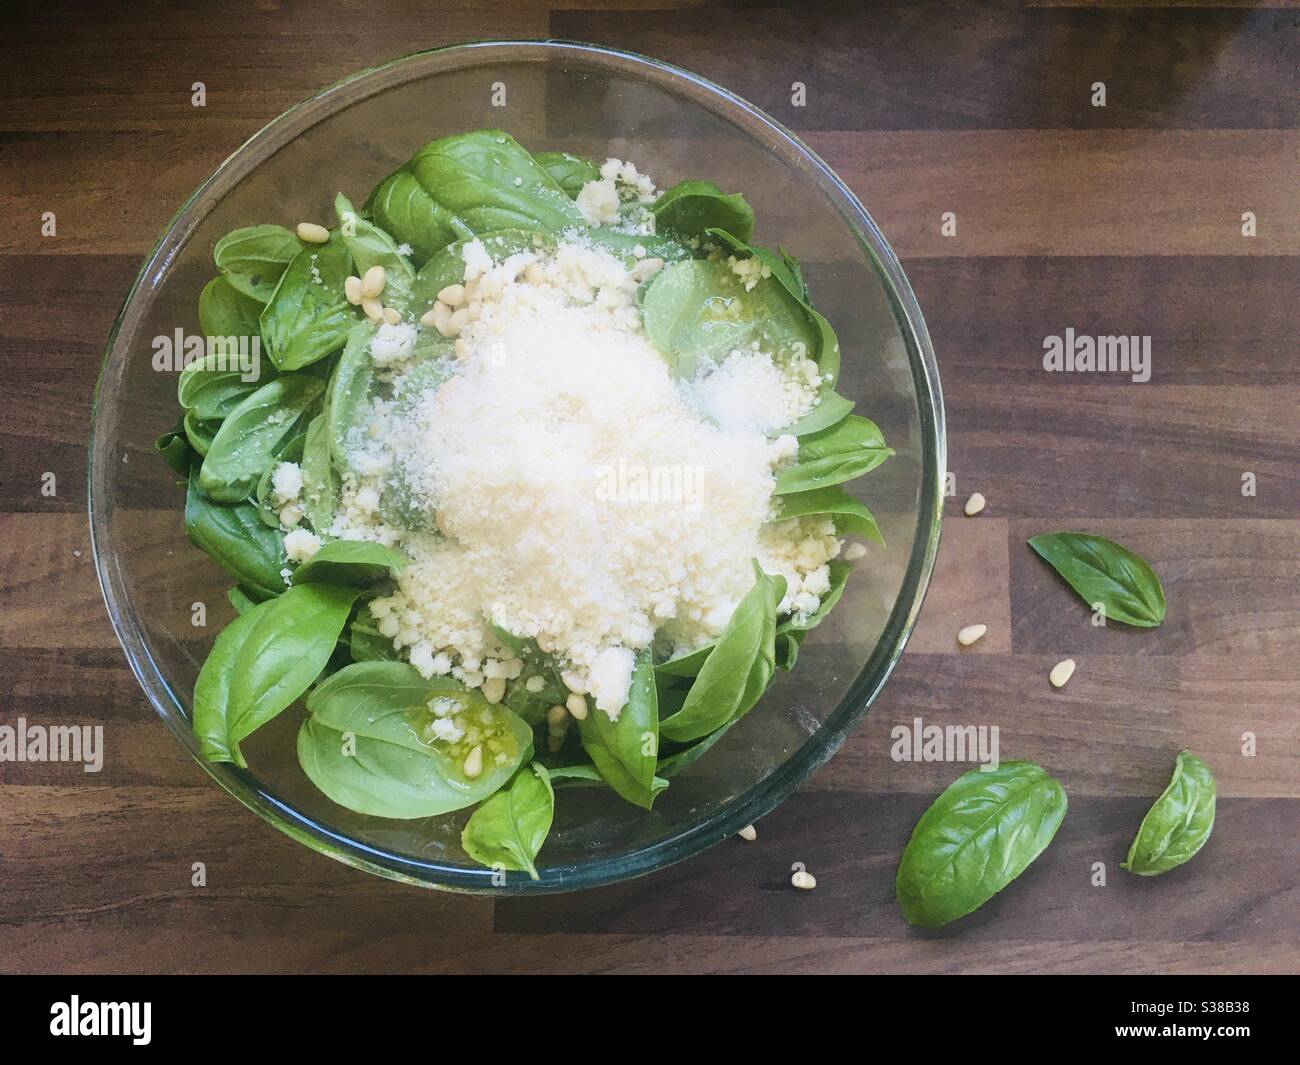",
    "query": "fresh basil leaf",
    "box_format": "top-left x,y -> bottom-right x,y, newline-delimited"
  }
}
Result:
578,649 -> 663,809
896,762 -> 1068,927
193,583 -> 362,766
260,233 -> 354,370
407,228 -> 553,312
226,585 -> 259,615
184,466 -> 286,599
780,391 -> 855,438
660,562 -> 785,743
653,180 -> 755,243
293,539 -> 407,586
183,408 -> 218,456
1121,750 -> 1216,876
461,763 -> 555,879
348,612 -> 398,662
198,274 -> 265,339
655,643 -> 714,679
657,720 -> 735,779
774,630 -> 800,671
776,561 -> 852,636
213,224 -> 301,302
254,432 -> 305,528
326,321 -> 377,475
155,419 -> 195,475
335,192 -> 417,310
1028,532 -> 1166,627
546,763 -> 605,788
775,485 -> 884,545
300,408 -> 339,533
533,151 -> 600,198
365,171 -> 474,267
297,661 -> 530,818
178,345 -> 274,424
774,415 -> 892,494
197,374 -> 324,502
582,229 -> 691,267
